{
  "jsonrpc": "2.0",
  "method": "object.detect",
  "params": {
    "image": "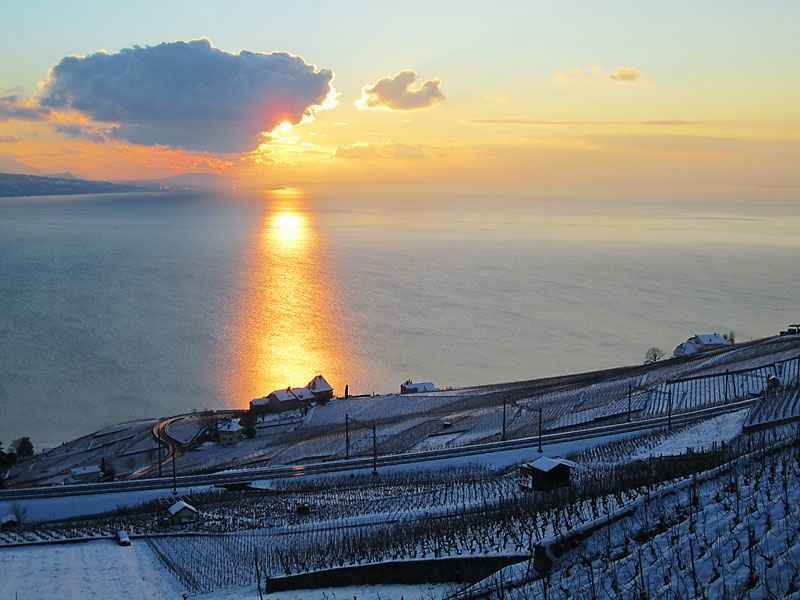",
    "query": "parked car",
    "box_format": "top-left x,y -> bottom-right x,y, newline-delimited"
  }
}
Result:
116,530 -> 131,546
